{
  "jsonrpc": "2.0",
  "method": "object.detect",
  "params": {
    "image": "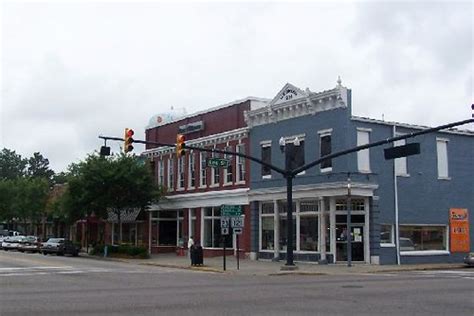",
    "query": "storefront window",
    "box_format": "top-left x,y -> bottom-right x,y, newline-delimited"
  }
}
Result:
203,207 -> 232,248
380,224 -> 393,244
261,203 -> 274,250
261,217 -> 274,250
300,216 -> 318,251
399,225 -> 446,251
